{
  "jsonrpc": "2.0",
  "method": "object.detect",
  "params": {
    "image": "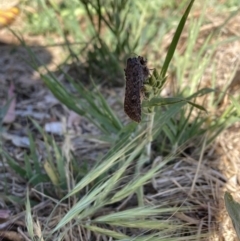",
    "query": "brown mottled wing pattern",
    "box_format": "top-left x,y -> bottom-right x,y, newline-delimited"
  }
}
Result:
124,56 -> 149,123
